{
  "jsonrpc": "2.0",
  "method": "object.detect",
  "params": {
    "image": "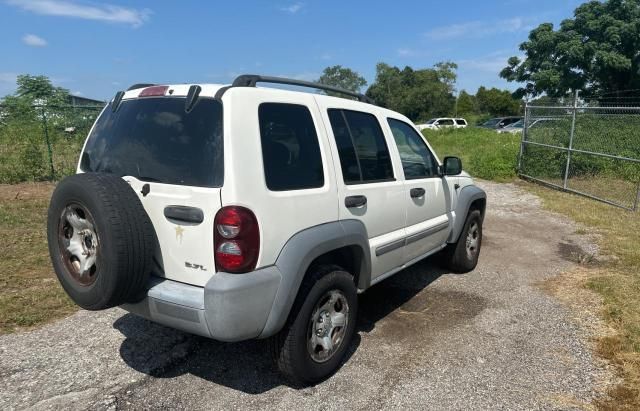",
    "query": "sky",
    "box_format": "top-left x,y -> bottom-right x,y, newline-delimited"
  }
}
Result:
0,0 -> 585,101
